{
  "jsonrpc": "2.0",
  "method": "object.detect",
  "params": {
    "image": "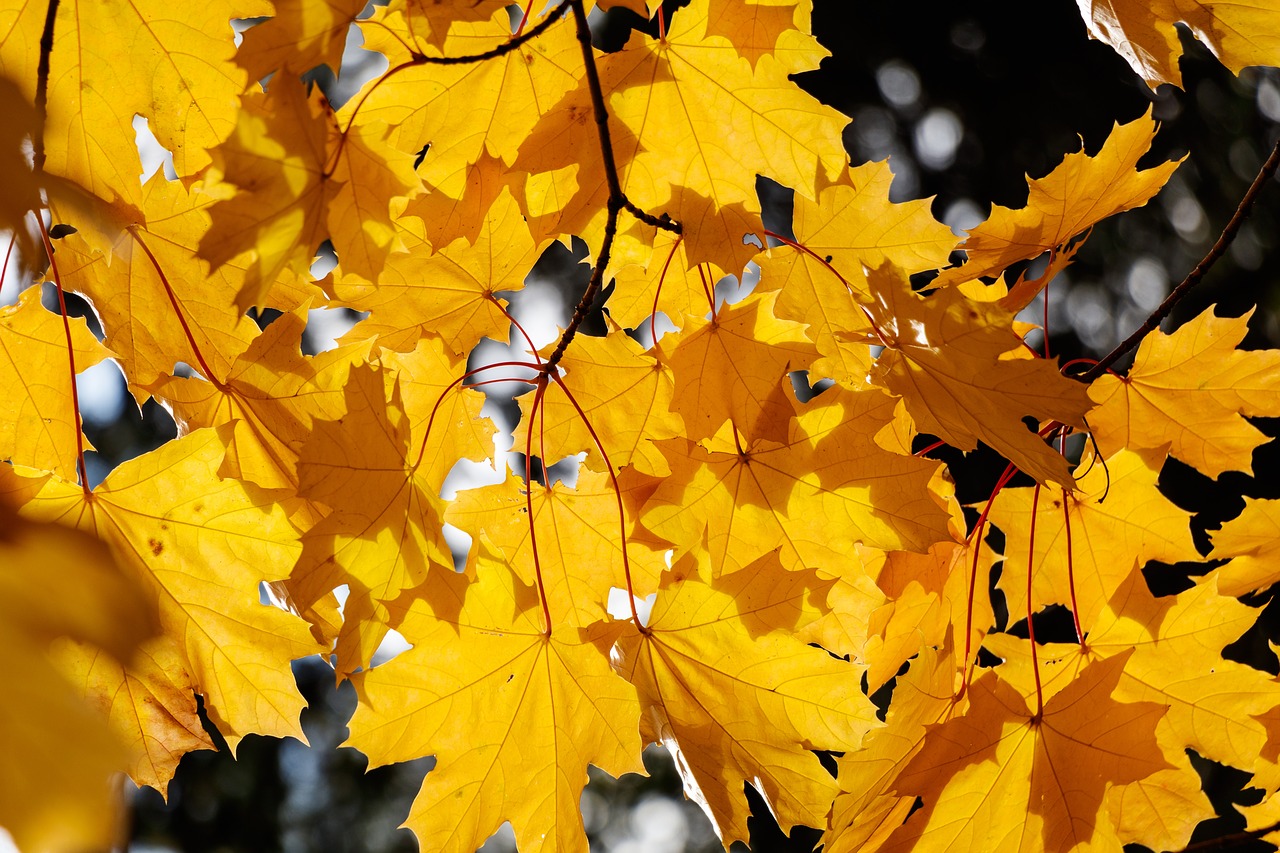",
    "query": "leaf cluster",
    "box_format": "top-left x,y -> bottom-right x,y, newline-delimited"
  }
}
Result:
4,1 -> 1280,852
